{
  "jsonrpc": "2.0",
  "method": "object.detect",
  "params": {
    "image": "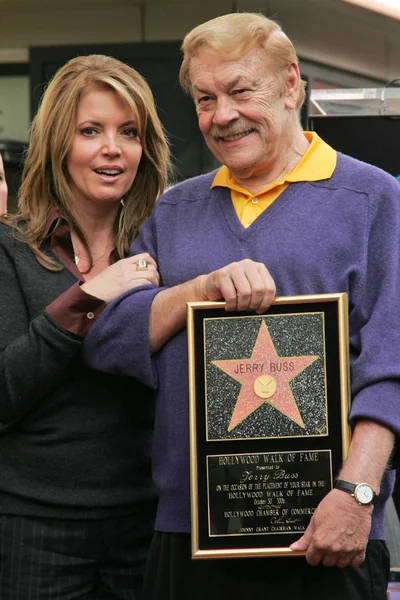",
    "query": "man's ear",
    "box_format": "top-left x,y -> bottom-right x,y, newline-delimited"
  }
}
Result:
284,63 -> 301,110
